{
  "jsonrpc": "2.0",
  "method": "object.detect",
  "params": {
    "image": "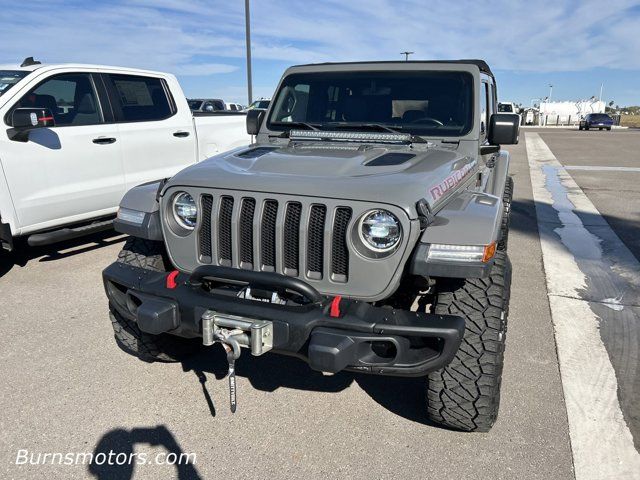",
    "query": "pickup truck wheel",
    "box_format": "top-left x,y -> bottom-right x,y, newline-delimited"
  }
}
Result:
426,250 -> 512,432
497,176 -> 513,251
110,237 -> 201,362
